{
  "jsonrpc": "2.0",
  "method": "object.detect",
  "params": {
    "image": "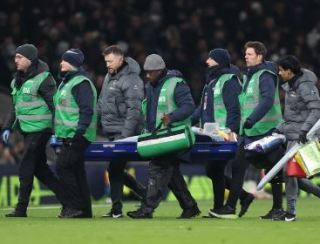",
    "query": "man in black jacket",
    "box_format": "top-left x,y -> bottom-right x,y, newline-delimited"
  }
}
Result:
54,49 -> 97,218
192,48 -> 254,218
2,44 -> 67,217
